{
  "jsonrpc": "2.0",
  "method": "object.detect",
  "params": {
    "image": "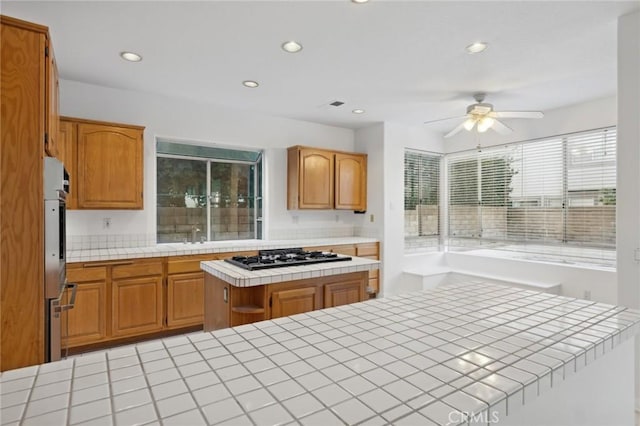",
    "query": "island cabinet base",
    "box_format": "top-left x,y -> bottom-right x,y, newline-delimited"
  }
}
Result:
204,271 -> 368,331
